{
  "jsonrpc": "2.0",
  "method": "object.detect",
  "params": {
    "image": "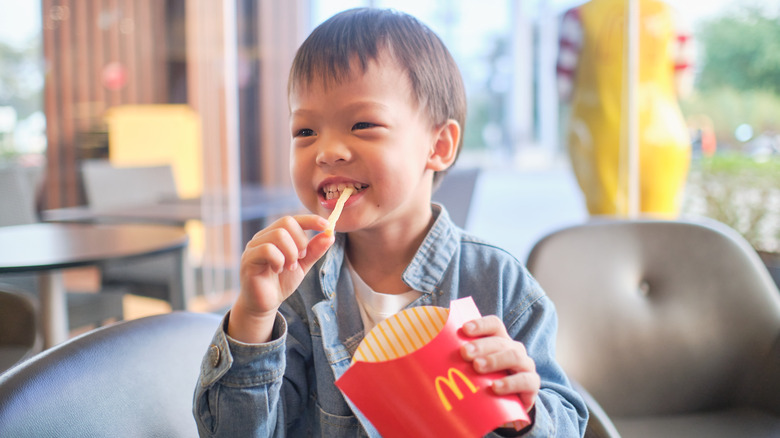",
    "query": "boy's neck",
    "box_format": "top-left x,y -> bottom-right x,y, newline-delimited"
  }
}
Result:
345,208 -> 435,295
